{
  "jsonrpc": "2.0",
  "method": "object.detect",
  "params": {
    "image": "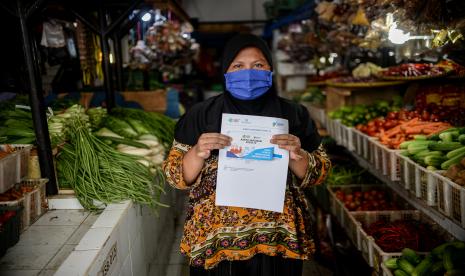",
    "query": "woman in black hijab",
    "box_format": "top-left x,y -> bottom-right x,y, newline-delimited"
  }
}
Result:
163,34 -> 330,276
